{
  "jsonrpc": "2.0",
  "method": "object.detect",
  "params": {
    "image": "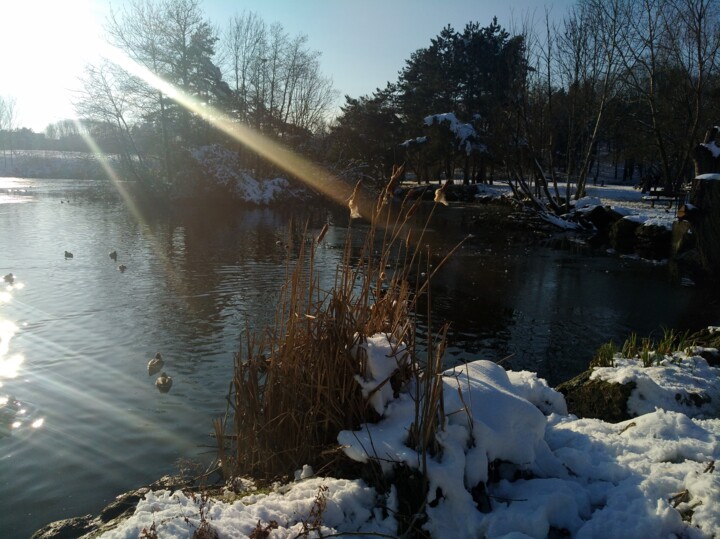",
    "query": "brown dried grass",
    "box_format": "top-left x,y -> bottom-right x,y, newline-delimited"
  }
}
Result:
216,177 -> 465,481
